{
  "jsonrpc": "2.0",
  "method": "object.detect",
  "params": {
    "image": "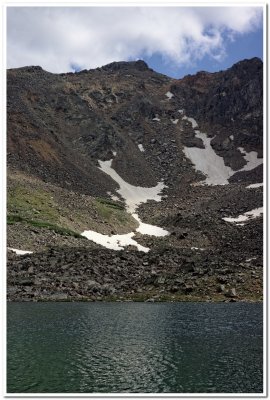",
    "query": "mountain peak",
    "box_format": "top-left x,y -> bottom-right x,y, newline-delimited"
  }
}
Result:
233,57 -> 262,66
9,65 -> 45,73
100,60 -> 150,72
